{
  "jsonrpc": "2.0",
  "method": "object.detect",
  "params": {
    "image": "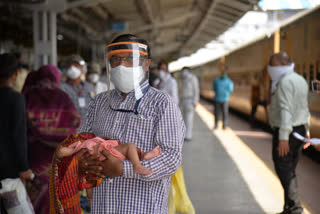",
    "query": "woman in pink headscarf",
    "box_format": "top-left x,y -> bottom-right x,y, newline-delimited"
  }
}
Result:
22,65 -> 81,214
